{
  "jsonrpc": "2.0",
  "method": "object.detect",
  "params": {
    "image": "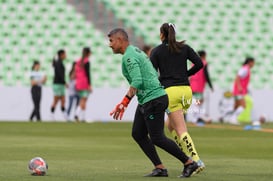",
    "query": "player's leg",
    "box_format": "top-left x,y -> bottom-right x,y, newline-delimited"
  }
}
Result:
75,97 -> 82,122
166,86 -> 204,172
51,84 -> 61,119
132,105 -> 167,177
80,97 -> 88,121
75,91 -> 89,122
66,95 -> 73,119
59,85 -> 67,120
144,95 -> 198,177
51,96 -> 58,111
35,86 -> 42,121
230,96 -> 245,124
30,86 -> 37,121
